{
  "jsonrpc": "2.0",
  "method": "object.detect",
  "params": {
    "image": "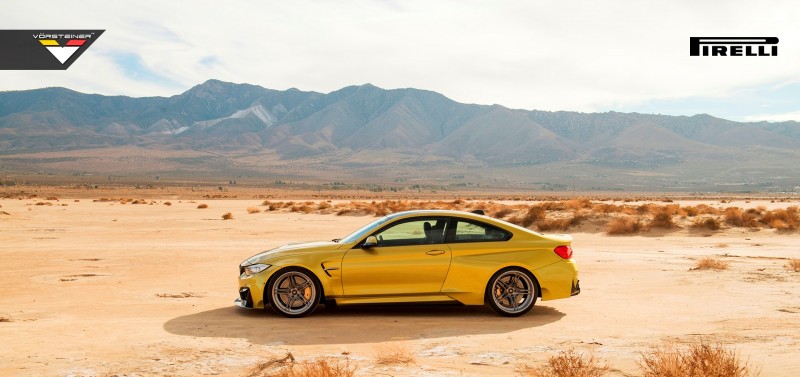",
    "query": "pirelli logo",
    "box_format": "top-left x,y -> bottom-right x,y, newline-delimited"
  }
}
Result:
690,37 -> 778,57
